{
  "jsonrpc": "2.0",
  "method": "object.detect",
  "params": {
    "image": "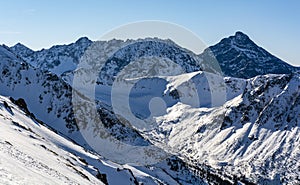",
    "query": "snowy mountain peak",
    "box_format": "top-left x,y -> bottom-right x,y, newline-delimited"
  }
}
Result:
219,31 -> 257,50
10,43 -> 34,58
9,37 -> 93,77
12,43 -> 32,51
201,32 -> 300,78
